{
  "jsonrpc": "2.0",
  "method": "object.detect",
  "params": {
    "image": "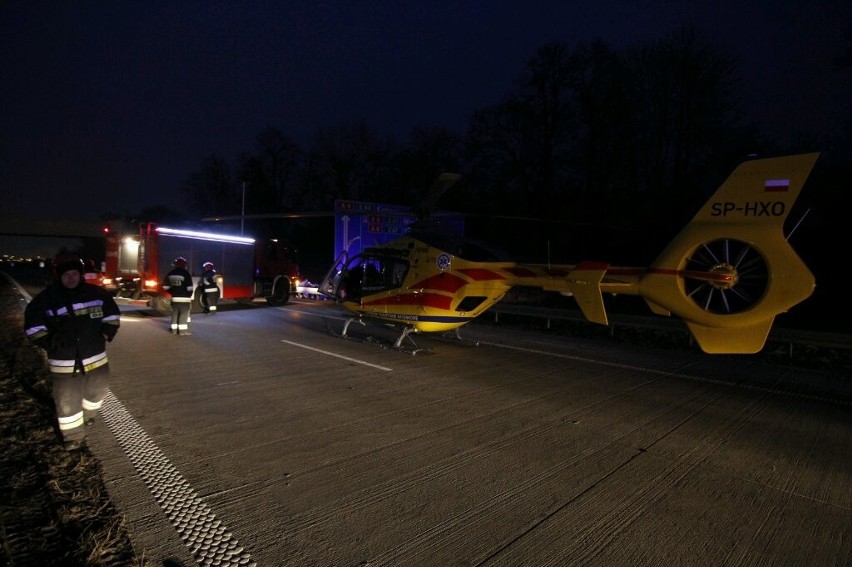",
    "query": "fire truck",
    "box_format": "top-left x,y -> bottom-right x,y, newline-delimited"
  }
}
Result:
103,222 -> 300,309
